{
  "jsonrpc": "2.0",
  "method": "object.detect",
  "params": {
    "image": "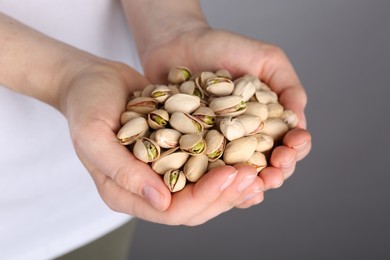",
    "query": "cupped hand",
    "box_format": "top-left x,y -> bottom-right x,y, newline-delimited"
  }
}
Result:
140,28 -> 312,207
59,59 -> 266,225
